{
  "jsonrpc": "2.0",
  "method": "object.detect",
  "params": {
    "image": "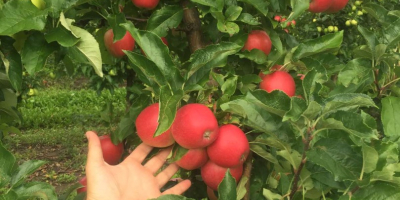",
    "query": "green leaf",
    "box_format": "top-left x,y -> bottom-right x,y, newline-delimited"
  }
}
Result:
283,97 -> 307,122
307,138 -> 362,181
0,0 -> 47,35
44,26 -> 80,47
0,141 -> 16,177
371,164 -> 400,185
225,6 -> 242,21
0,72 -> 12,89
276,149 -> 302,170
238,0 -> 269,16
317,111 -> 378,140
284,0 -> 309,24
122,22 -> 183,92
250,136 -> 291,152
46,0 -> 79,18
292,31 -> 343,61
381,96 -> 400,141
221,76 -> 238,97
384,17 -> 400,47
352,182 -> 400,200
191,0 -> 223,11
263,189 -> 282,200
154,86 -> 183,137
302,69 -> 328,103
357,26 -> 377,54
236,13 -> 260,25
218,170 -> 237,200
250,144 -> 278,164
21,32 -> 57,75
0,89 -> 21,124
147,5 -> 183,37
13,182 -> 56,200
112,95 -> 151,143
58,183 -> 84,200
107,13 -> 127,41
322,93 -> 376,114
11,160 -> 46,186
302,101 -> 322,121
64,16 -> 103,78
217,21 -> 240,35
237,49 -> 268,64
152,195 -> 195,200
236,177 -> 248,200
363,3 -> 397,26
361,143 -> 378,175
170,144 -> 189,162
0,37 -> 22,93
185,42 -> 241,88
0,190 -> 18,200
